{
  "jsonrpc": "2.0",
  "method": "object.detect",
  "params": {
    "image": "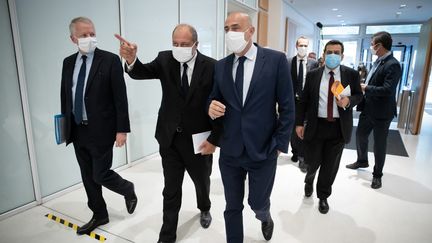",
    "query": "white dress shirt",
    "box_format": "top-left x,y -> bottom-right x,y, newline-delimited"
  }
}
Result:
318,66 -> 341,119
232,44 -> 257,105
